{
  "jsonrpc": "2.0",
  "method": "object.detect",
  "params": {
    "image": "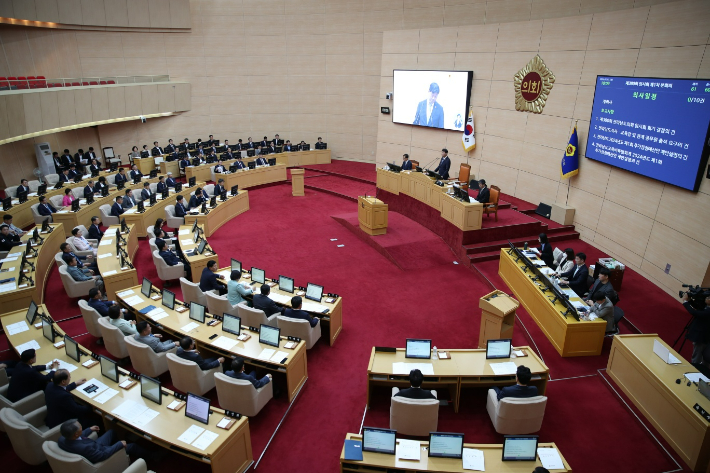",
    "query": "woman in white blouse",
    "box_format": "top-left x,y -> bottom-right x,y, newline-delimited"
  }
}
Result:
554,248 -> 575,274
71,227 -> 97,256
